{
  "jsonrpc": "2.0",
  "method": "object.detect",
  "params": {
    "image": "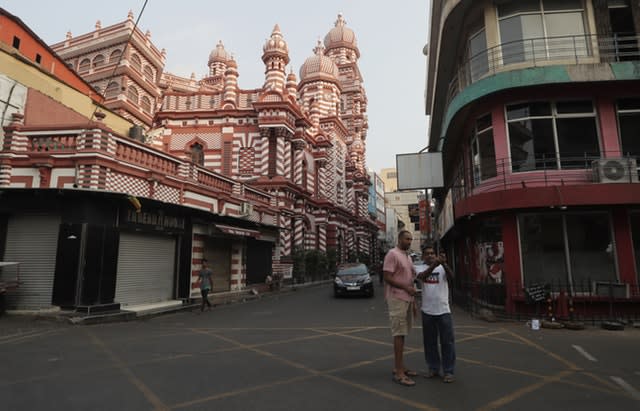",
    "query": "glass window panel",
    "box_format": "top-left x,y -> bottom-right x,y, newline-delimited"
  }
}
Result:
509,119 -> 556,171
469,29 -> 489,81
566,214 -> 616,289
507,102 -> 551,120
545,12 -> 588,58
631,213 -> 640,283
476,114 -> 492,131
519,214 -> 568,285
556,117 -> 600,168
479,130 -> 497,180
500,16 -> 526,64
498,0 -> 540,18
556,100 -> 593,114
618,98 -> 640,110
619,113 -> 640,158
543,0 -> 583,11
